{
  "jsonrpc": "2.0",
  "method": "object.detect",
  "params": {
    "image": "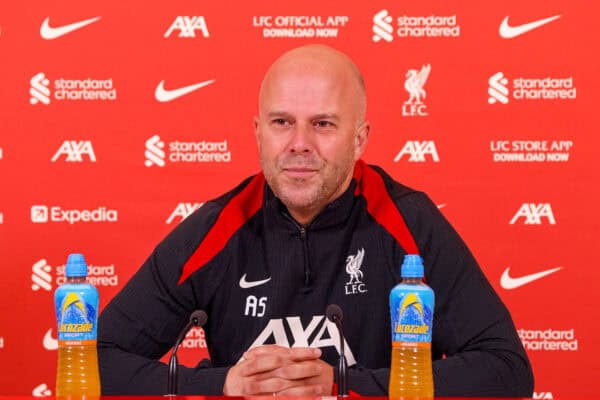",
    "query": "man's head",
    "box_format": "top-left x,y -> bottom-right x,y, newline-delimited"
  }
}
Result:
255,44 -> 369,226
